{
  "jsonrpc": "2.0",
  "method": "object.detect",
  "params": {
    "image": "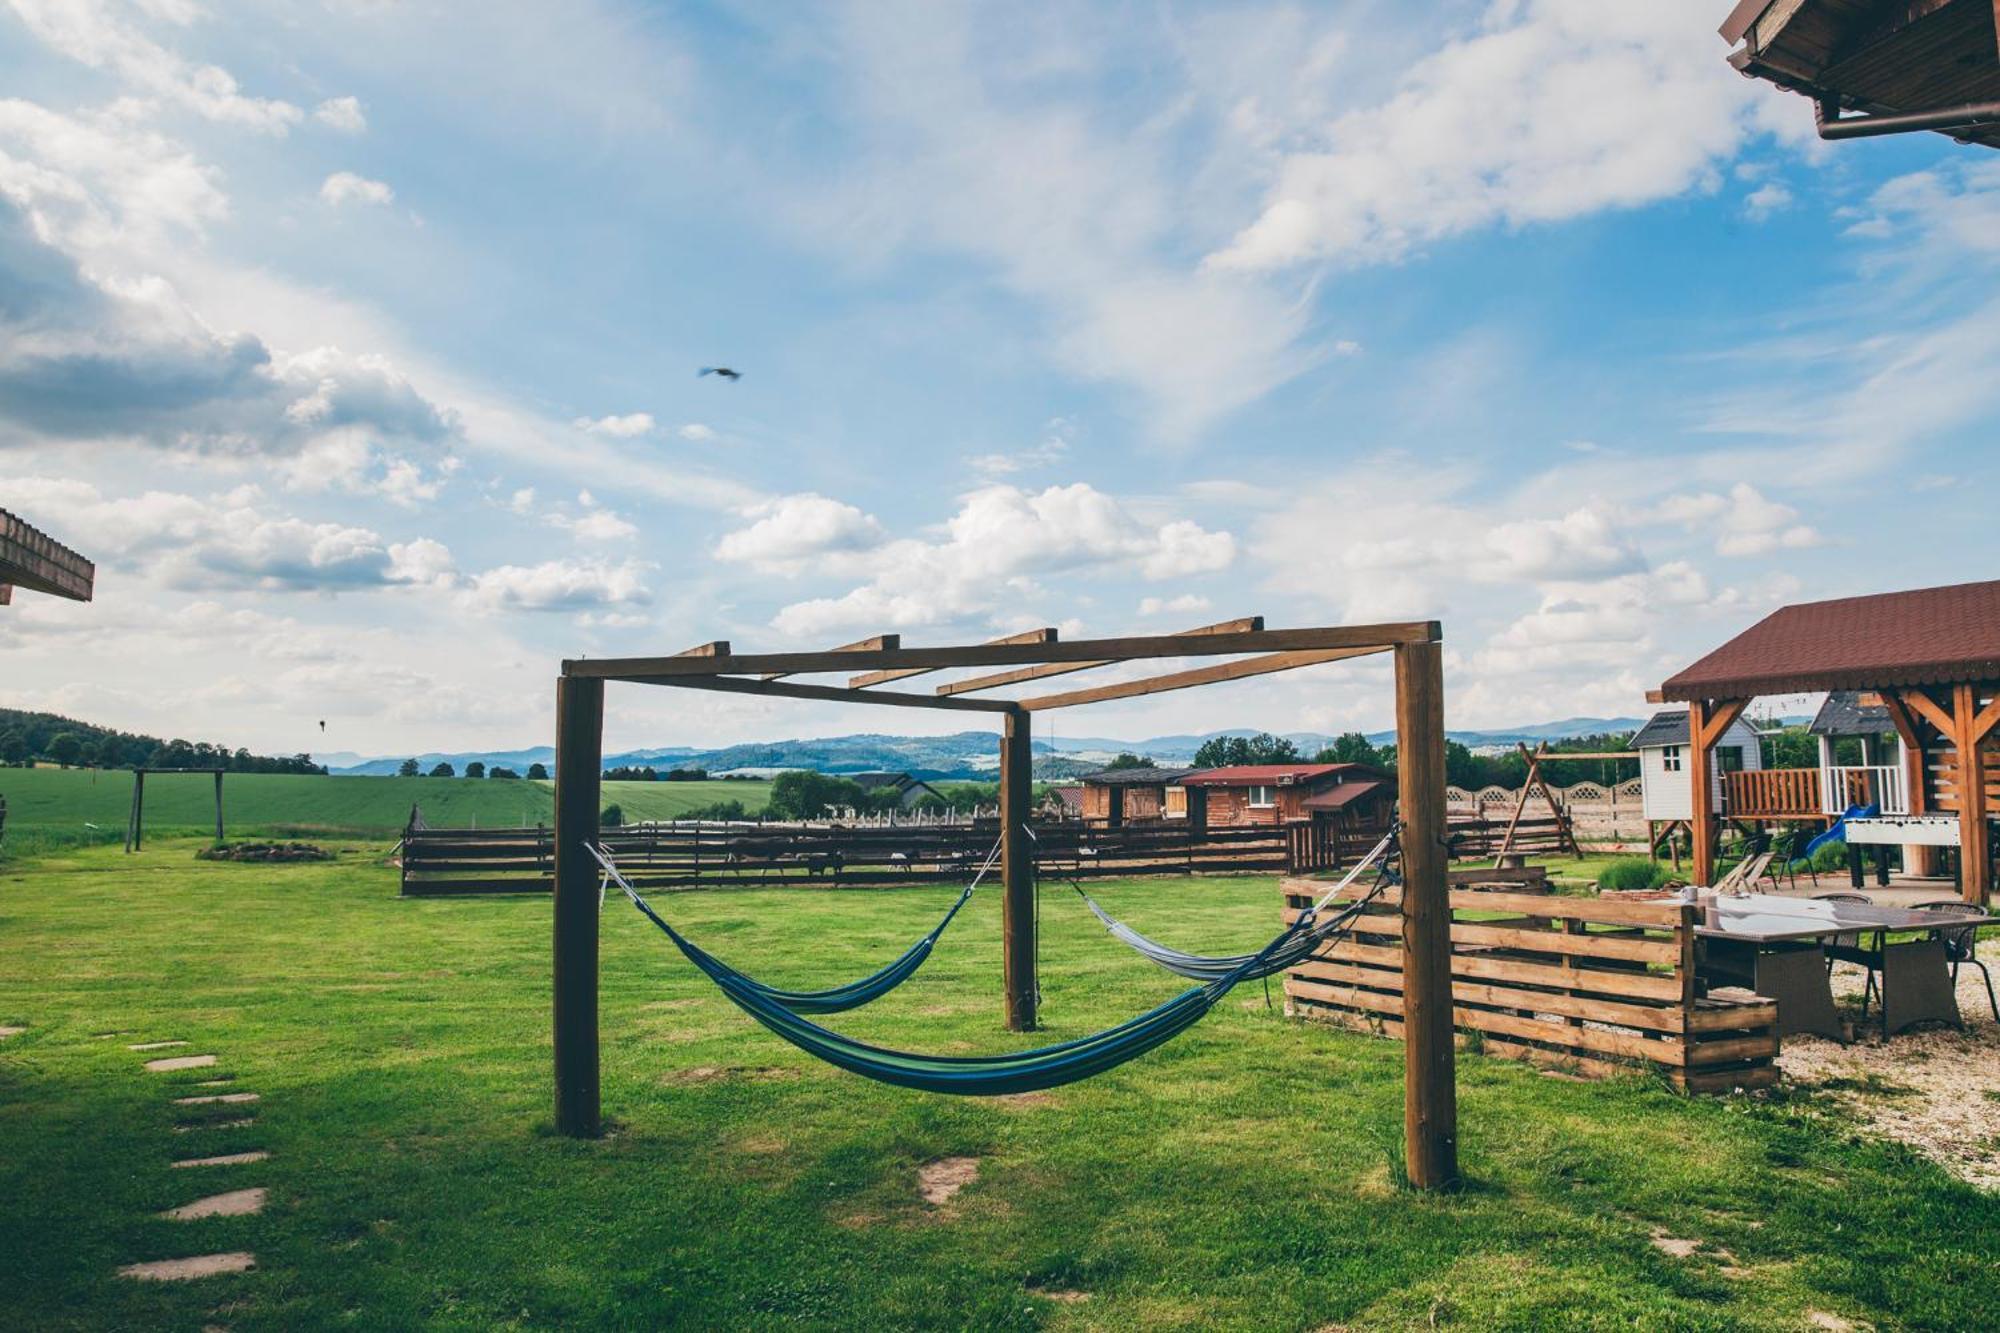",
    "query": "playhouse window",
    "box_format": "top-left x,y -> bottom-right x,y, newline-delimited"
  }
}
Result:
1247,785 -> 1276,808
1661,745 -> 1682,773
